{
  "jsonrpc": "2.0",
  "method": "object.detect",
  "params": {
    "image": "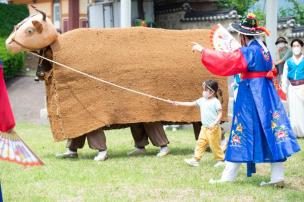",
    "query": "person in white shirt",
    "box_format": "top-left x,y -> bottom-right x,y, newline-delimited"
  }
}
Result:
281,38 -> 304,138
